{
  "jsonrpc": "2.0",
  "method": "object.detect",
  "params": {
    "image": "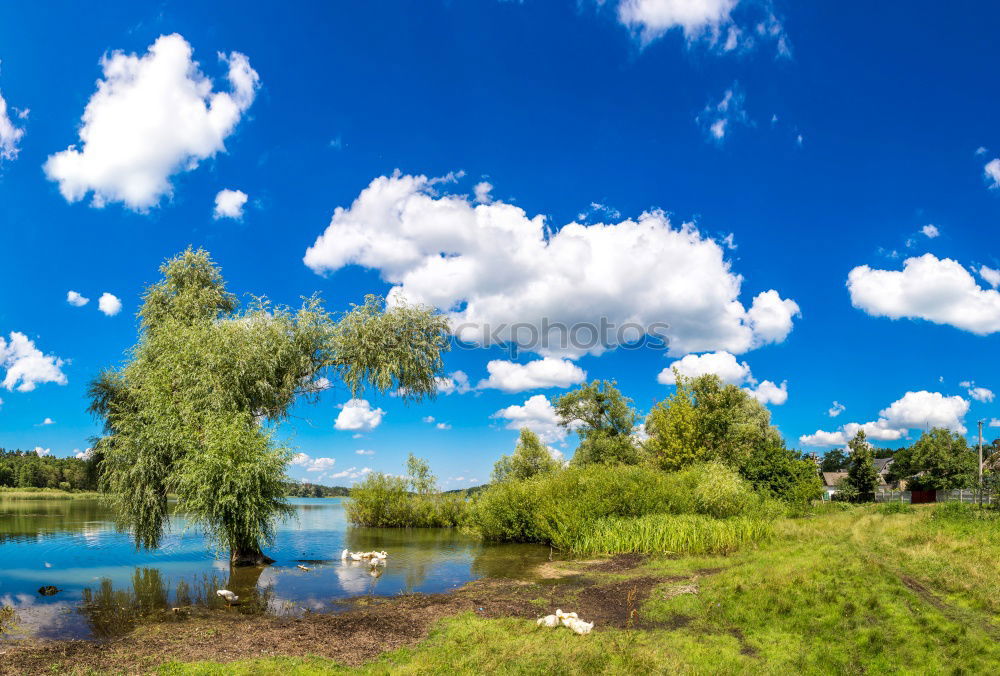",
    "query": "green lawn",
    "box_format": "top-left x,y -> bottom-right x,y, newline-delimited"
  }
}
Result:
154,503 -> 1000,675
